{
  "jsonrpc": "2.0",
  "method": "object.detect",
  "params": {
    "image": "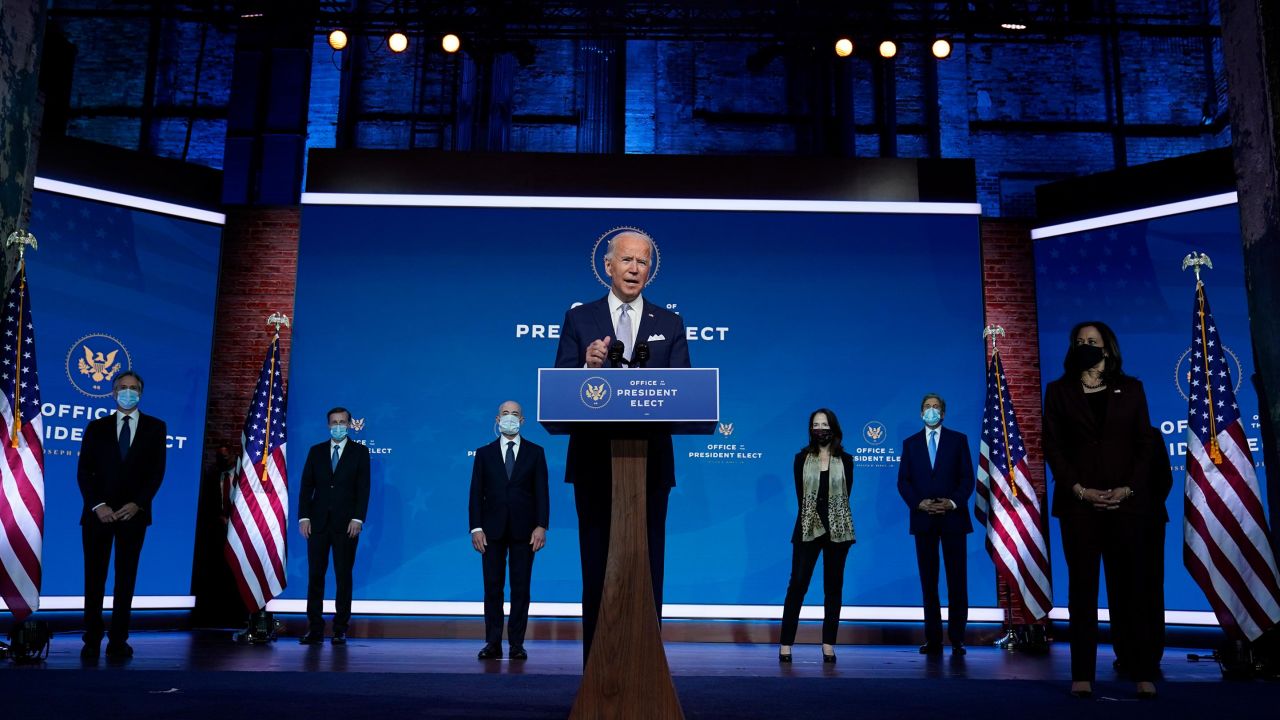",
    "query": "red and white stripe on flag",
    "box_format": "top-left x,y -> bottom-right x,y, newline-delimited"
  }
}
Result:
1183,282 -> 1280,640
224,336 -> 289,612
0,267 -> 45,620
975,351 -> 1053,620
